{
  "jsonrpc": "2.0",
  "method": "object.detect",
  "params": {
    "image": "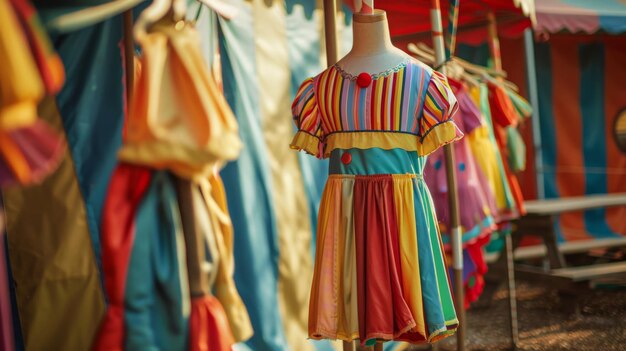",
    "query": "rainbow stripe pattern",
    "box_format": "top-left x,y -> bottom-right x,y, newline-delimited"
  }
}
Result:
290,58 -> 464,345
291,59 -> 463,158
